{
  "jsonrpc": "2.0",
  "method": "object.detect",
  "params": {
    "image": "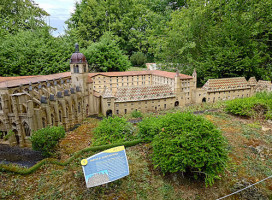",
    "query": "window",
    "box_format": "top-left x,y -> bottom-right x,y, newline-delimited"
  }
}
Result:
59,111 -> 62,122
164,104 -> 166,109
23,122 -> 31,137
124,109 -> 127,114
116,104 -> 119,107
108,103 -> 110,107
78,103 -> 81,113
116,110 -> 119,114
0,97 -> 2,110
